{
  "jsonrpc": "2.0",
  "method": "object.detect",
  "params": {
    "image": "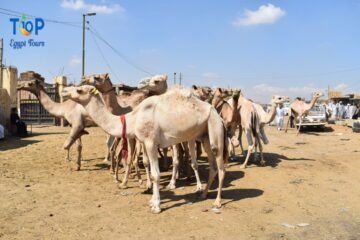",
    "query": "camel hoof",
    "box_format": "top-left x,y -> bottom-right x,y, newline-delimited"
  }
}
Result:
239,165 -> 246,169
119,184 -> 128,189
103,158 -> 110,163
194,185 -> 203,193
166,183 -> 176,190
200,192 -> 207,199
143,188 -> 152,194
260,160 -> 266,166
213,200 -> 222,209
75,166 -> 81,171
151,206 -> 161,214
138,180 -> 143,186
